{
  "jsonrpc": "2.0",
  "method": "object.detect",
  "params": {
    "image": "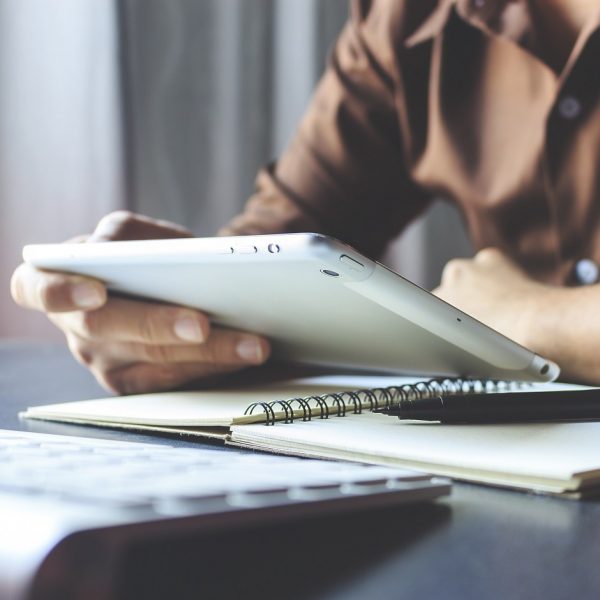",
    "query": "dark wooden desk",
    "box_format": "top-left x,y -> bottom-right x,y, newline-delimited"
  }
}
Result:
2,341 -> 600,600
